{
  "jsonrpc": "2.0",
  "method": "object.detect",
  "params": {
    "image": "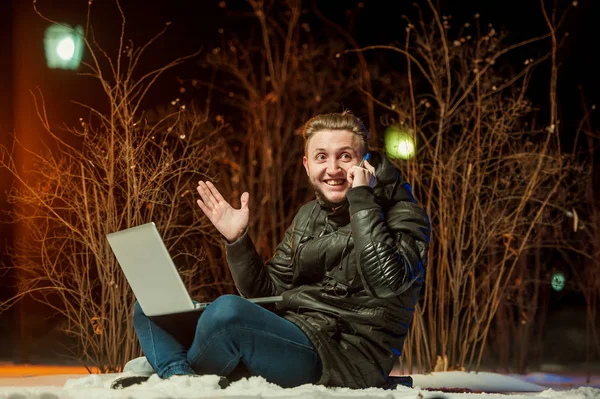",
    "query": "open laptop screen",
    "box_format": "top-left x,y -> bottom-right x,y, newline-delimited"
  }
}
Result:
107,222 -> 196,316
